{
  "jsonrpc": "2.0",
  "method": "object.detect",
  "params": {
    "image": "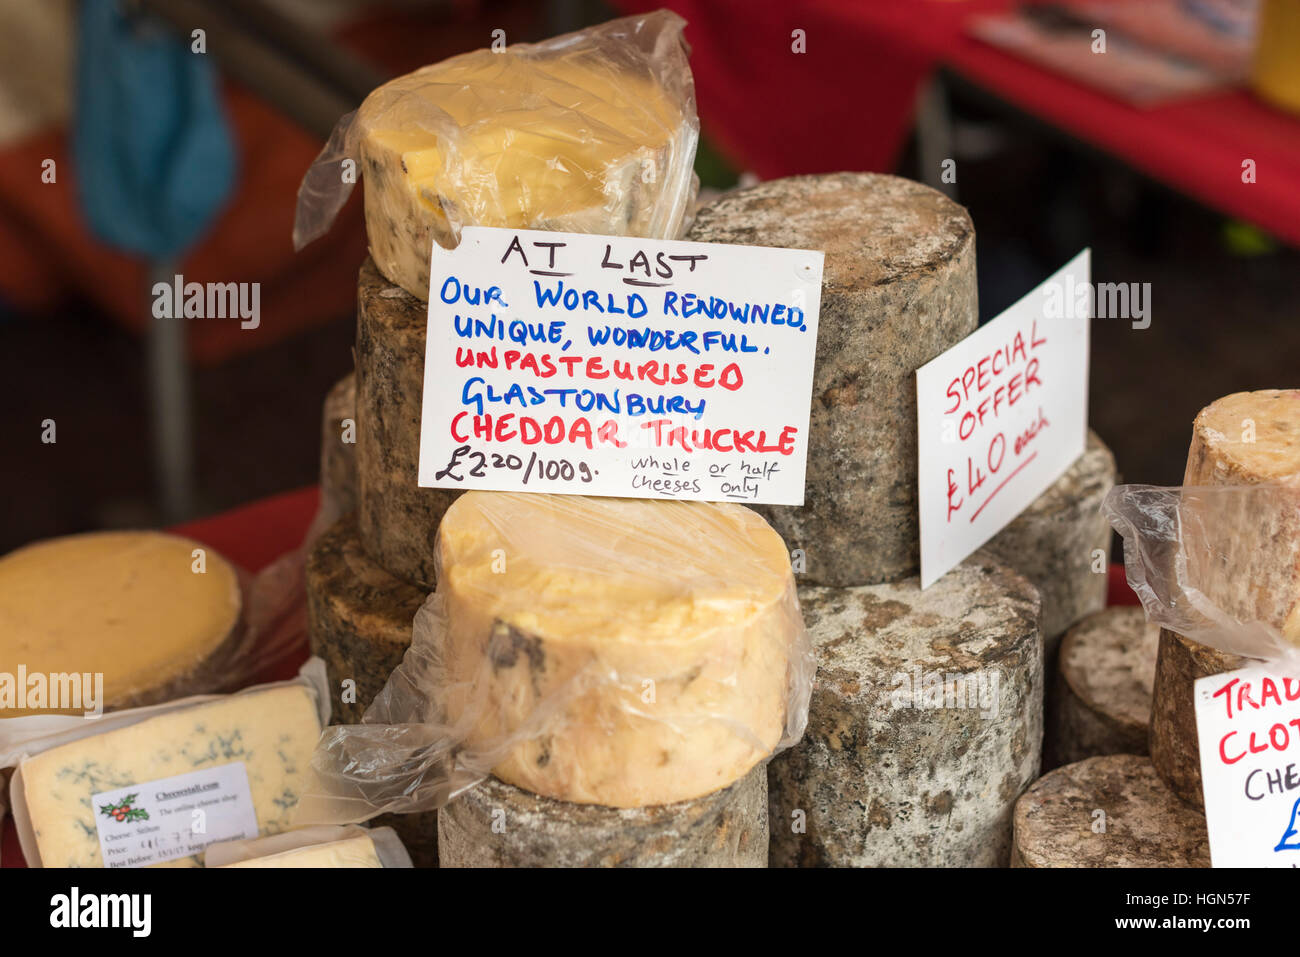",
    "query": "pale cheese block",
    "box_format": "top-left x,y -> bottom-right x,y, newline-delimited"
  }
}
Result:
0,531 -> 241,716
688,173 -> 978,586
1012,755 -> 1209,868
1051,607 -> 1160,766
436,491 -> 802,808
1182,389 -> 1300,639
220,833 -> 381,869
767,552 -> 1042,867
358,34 -> 693,300
438,764 -> 768,868
20,684 -> 321,867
